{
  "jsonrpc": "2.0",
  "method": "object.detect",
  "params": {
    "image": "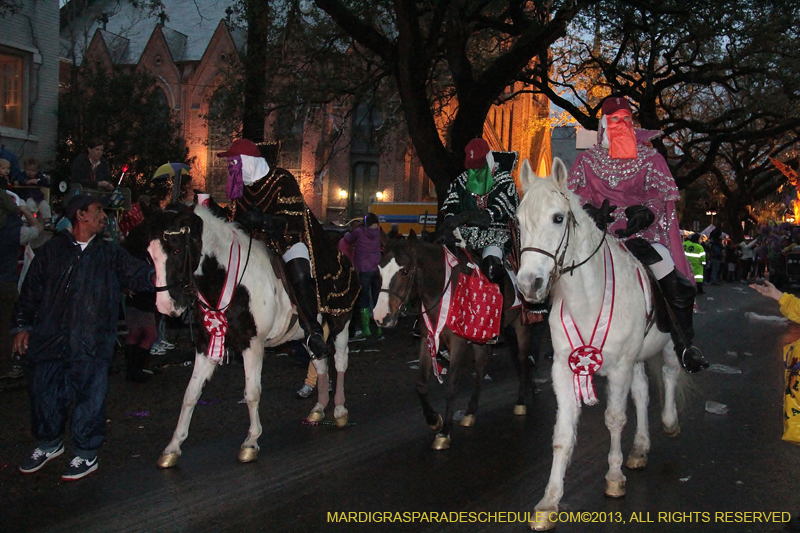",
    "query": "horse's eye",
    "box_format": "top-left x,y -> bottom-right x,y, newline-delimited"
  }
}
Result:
553,213 -> 564,224
401,268 -> 409,276
173,248 -> 181,255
